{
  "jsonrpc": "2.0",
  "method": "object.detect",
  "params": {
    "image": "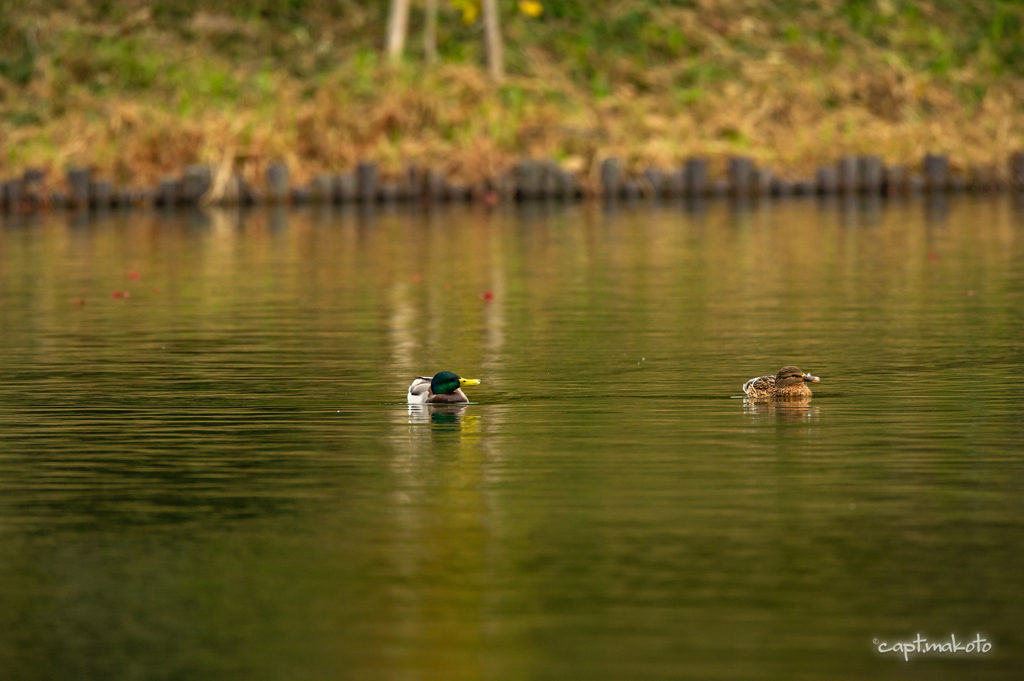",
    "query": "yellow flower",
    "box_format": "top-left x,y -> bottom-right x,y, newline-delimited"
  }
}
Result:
519,1 -> 543,18
450,0 -> 480,25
